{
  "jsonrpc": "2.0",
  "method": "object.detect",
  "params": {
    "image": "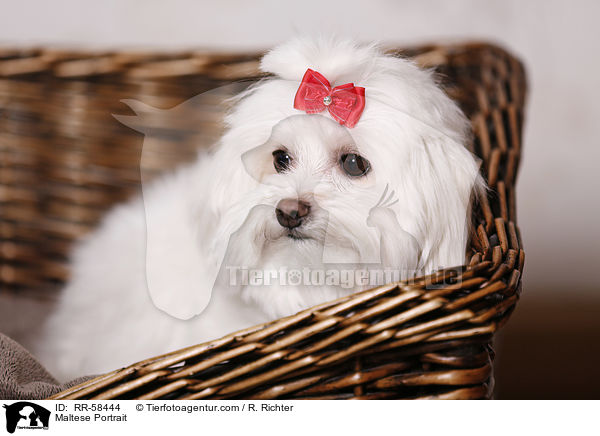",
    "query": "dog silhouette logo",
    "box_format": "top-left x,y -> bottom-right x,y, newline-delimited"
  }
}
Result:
113,86 -> 249,320
2,402 -> 50,433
